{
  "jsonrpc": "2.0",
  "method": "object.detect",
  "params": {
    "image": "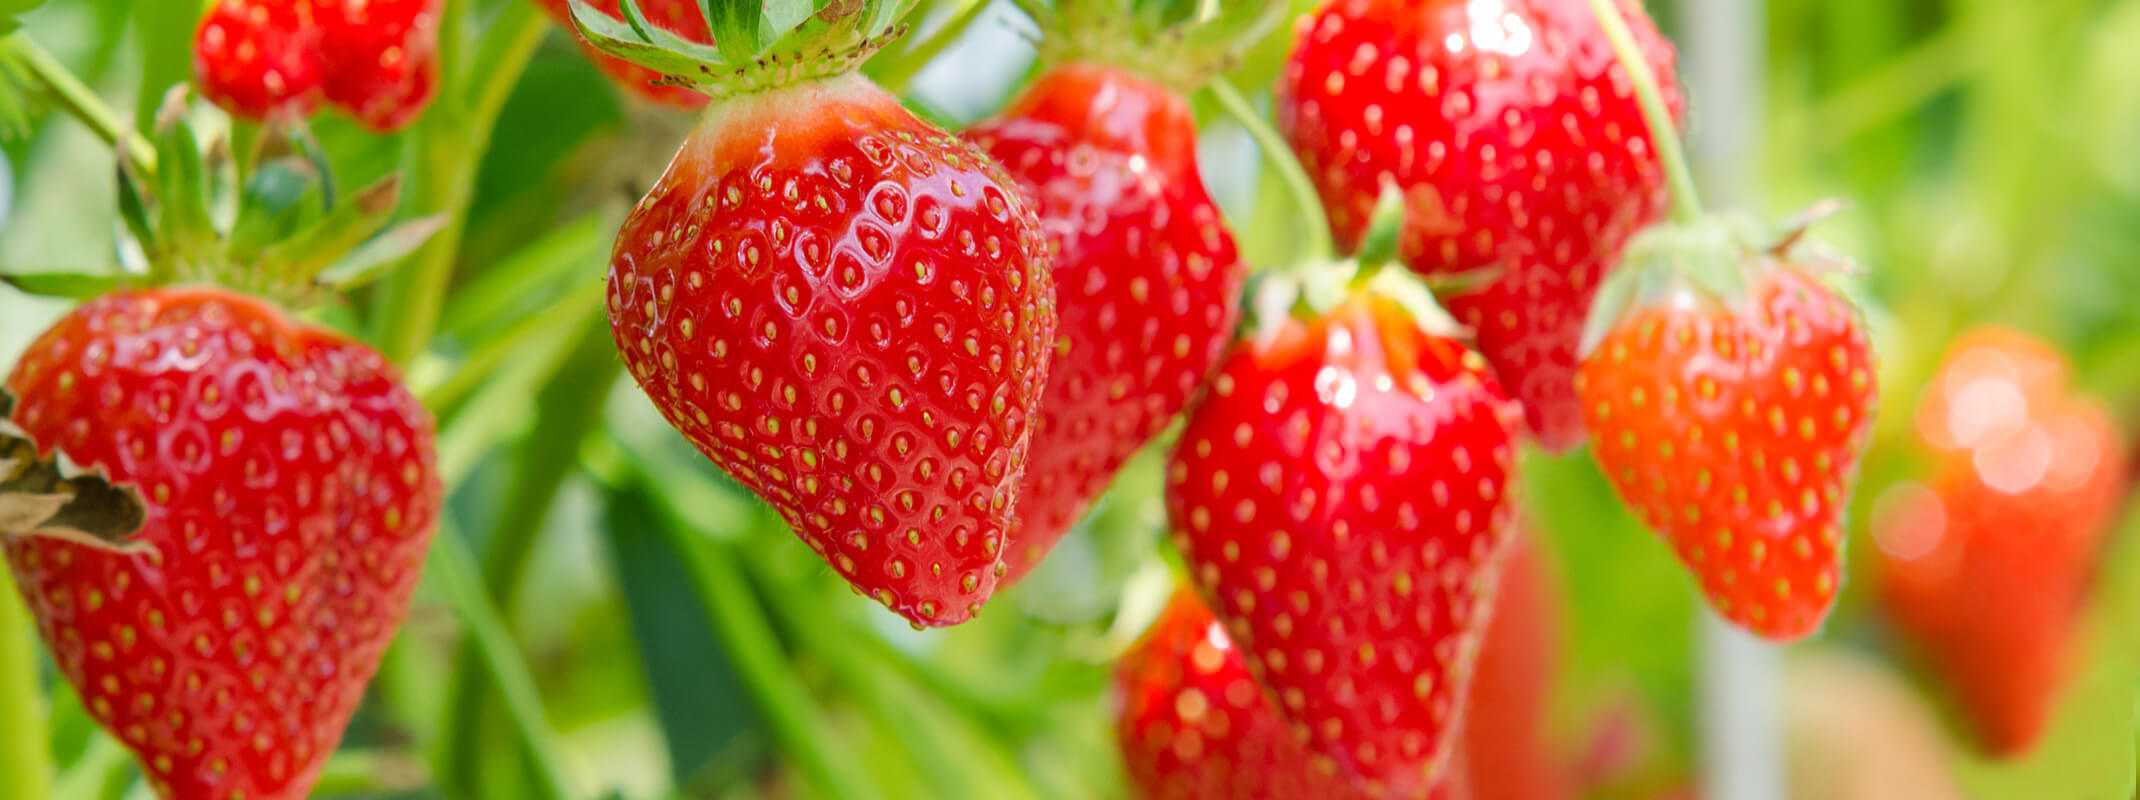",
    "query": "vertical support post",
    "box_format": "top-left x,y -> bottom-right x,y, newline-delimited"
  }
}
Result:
1678,1 -> 1787,799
